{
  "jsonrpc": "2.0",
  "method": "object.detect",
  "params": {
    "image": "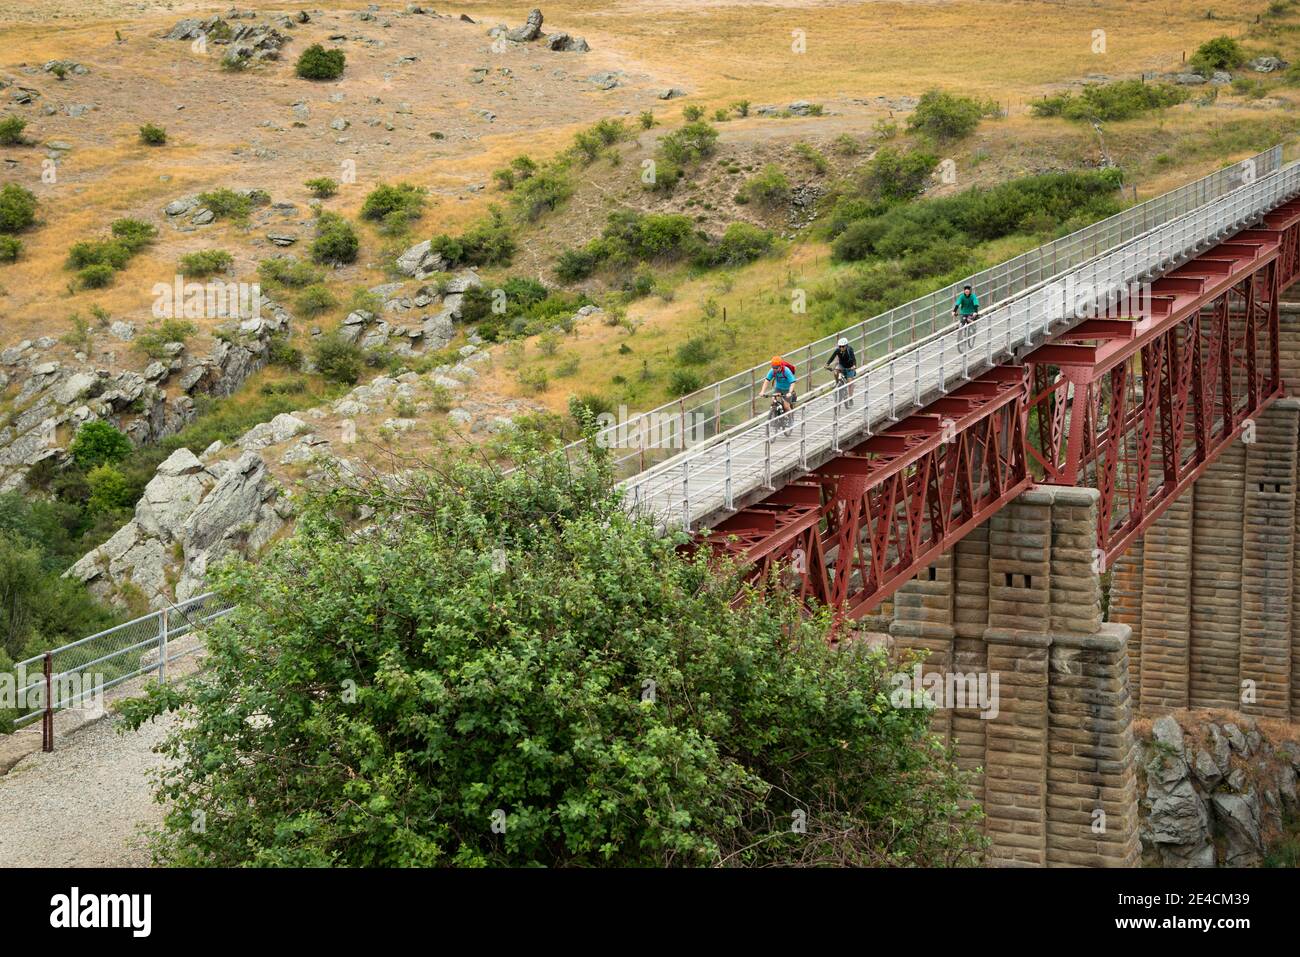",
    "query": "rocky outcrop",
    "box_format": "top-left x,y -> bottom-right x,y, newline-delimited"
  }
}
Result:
1138,712 -> 1300,867
489,9 -> 588,52
0,301 -> 290,492
69,447 -> 288,608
